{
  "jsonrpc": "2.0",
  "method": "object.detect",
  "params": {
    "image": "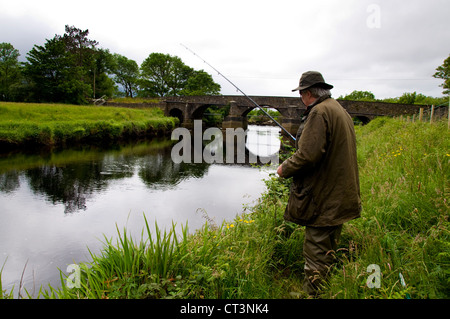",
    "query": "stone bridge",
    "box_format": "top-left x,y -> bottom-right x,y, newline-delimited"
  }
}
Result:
161,95 -> 424,136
